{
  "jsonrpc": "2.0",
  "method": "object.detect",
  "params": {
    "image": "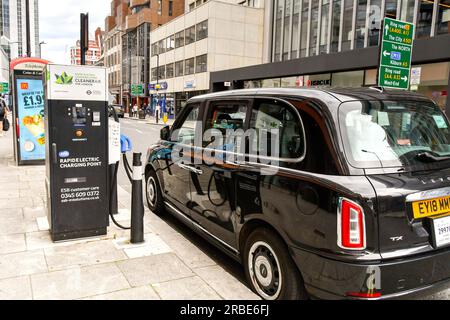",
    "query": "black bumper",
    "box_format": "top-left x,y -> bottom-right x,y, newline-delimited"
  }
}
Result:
290,246 -> 450,300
